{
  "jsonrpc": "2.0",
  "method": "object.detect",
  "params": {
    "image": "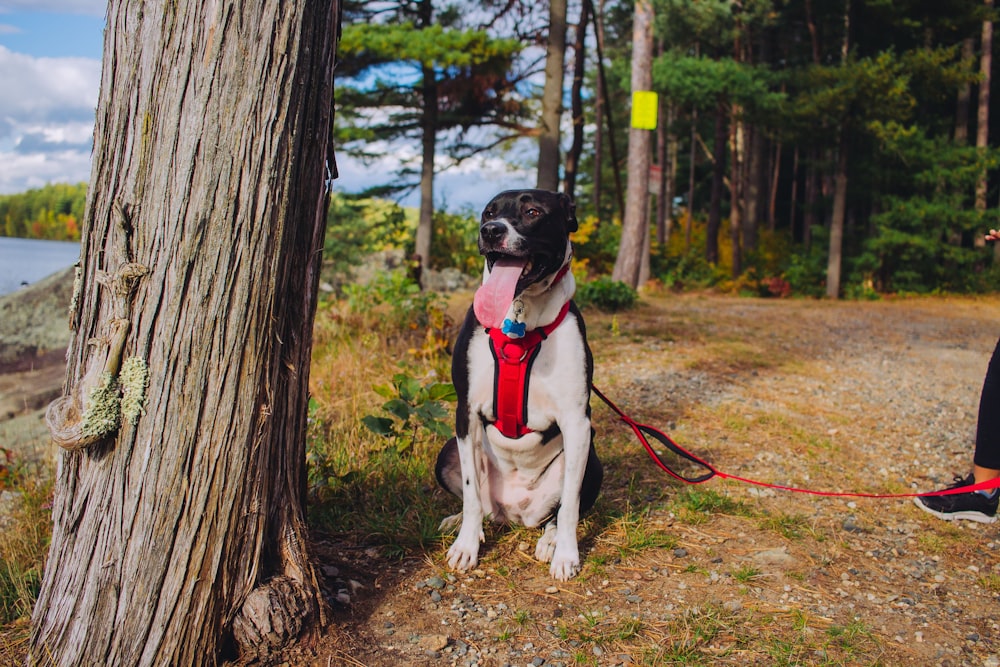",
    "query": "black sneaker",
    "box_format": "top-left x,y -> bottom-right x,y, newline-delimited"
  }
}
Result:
914,473 -> 999,524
